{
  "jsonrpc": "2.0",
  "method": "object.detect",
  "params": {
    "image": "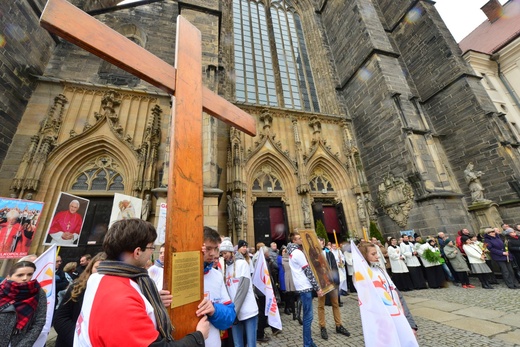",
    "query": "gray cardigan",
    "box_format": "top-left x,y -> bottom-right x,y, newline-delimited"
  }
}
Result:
0,288 -> 47,347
